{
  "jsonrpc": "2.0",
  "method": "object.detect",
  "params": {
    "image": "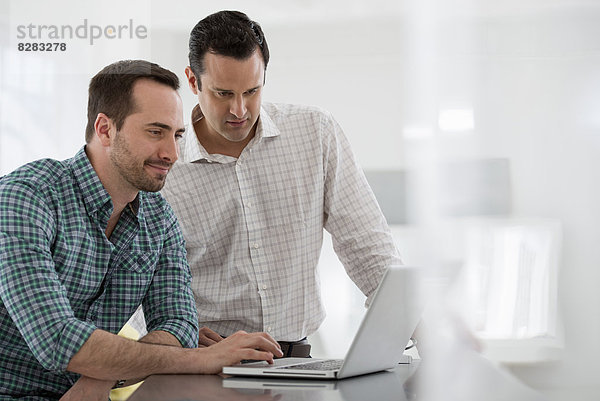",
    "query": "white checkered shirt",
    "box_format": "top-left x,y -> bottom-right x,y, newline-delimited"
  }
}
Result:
162,102 -> 402,341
